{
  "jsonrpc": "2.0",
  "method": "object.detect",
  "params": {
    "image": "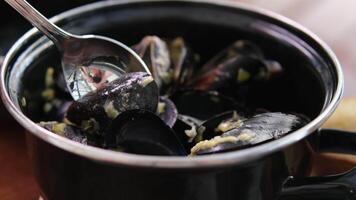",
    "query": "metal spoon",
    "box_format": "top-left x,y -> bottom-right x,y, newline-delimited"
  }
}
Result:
4,0 -> 150,100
